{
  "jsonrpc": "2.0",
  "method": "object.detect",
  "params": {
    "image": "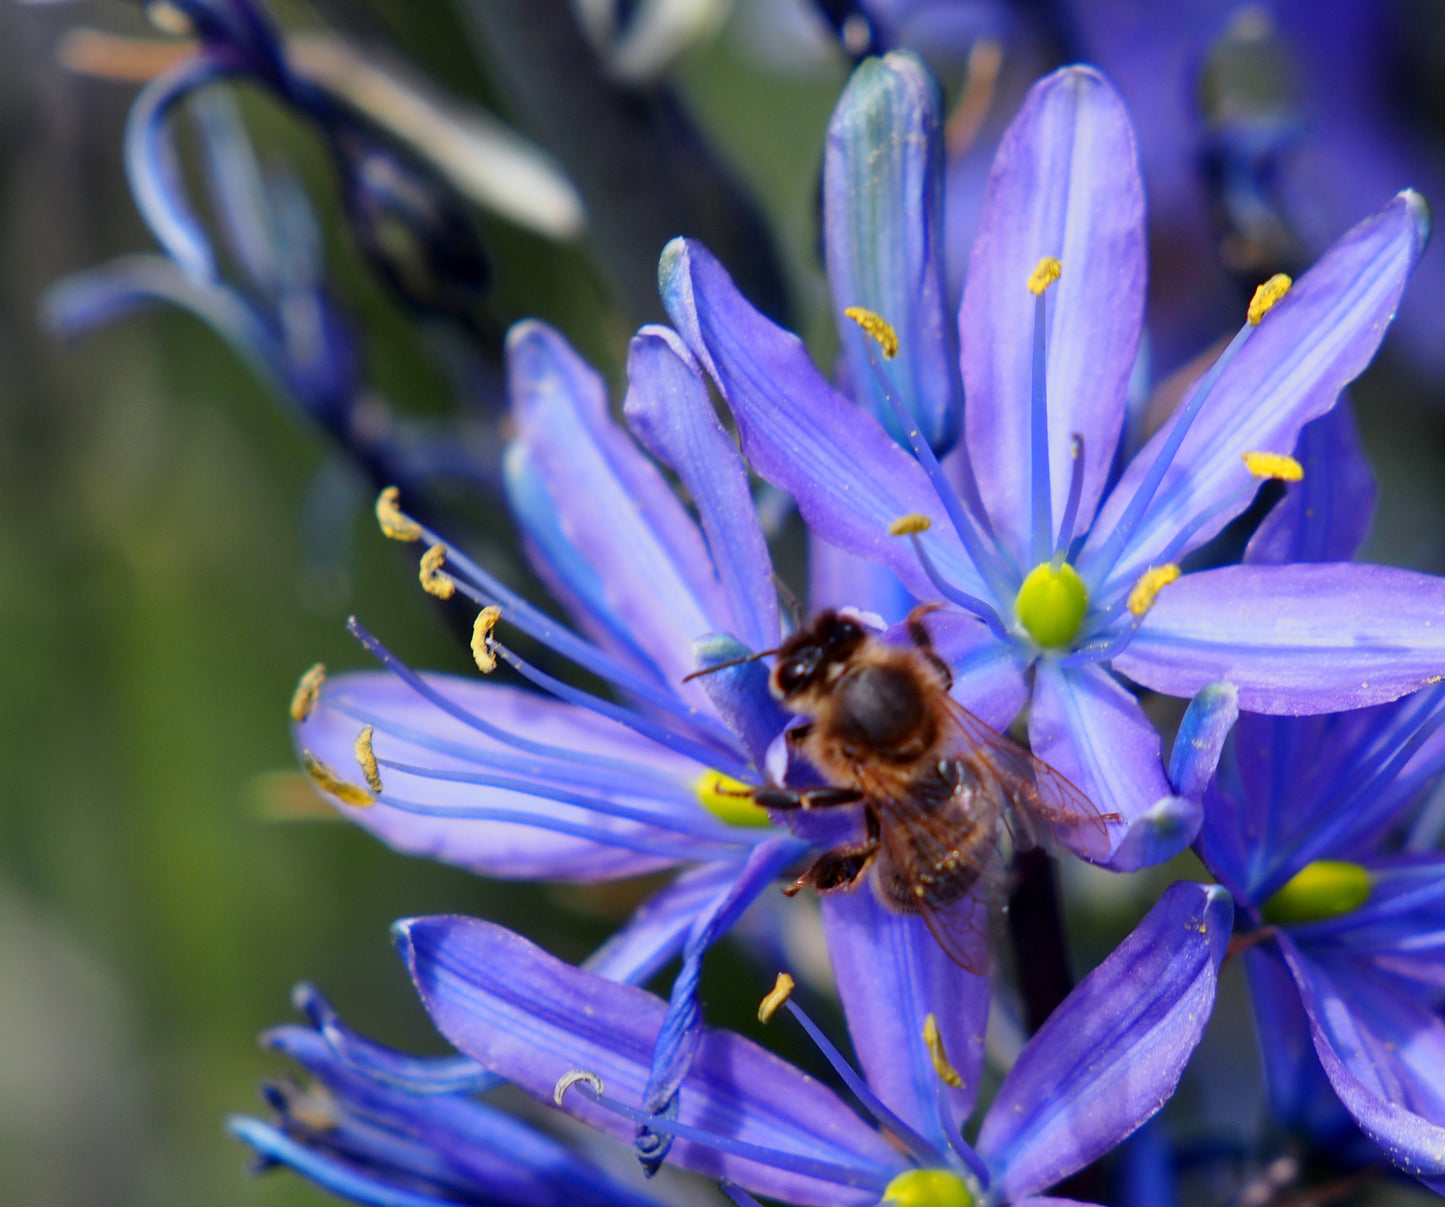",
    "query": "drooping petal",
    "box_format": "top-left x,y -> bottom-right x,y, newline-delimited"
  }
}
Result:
825,51 -> 960,453
659,237 -> 988,603
1084,190 -> 1429,587
961,66 -> 1145,561
822,886 -> 990,1147
1280,938 -> 1445,1188
296,671 -> 749,879
977,883 -> 1232,1200
1167,682 -> 1240,801
508,320 -> 722,688
1028,662 -> 1171,859
691,633 -> 792,770
625,326 -> 780,651
1116,563 -> 1445,714
1245,399 -> 1377,567
397,915 -> 904,1206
